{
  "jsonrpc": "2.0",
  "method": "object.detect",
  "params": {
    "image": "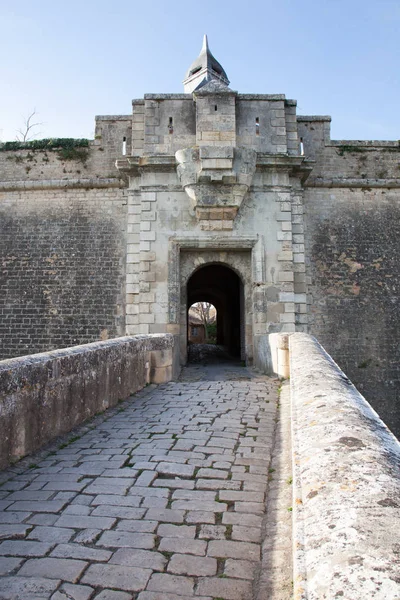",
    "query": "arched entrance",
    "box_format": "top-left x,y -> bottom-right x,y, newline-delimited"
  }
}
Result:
186,264 -> 244,360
